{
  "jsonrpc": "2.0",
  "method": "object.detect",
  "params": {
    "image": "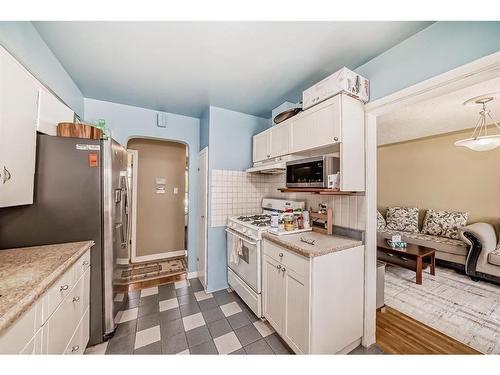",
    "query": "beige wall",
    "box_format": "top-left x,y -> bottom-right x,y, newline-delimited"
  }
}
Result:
128,139 -> 187,257
378,128 -> 500,232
